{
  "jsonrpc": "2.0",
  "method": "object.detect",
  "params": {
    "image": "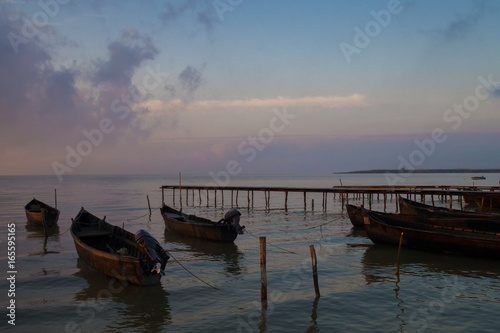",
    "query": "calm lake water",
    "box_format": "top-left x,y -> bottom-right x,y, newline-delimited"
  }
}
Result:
1,173 -> 500,332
